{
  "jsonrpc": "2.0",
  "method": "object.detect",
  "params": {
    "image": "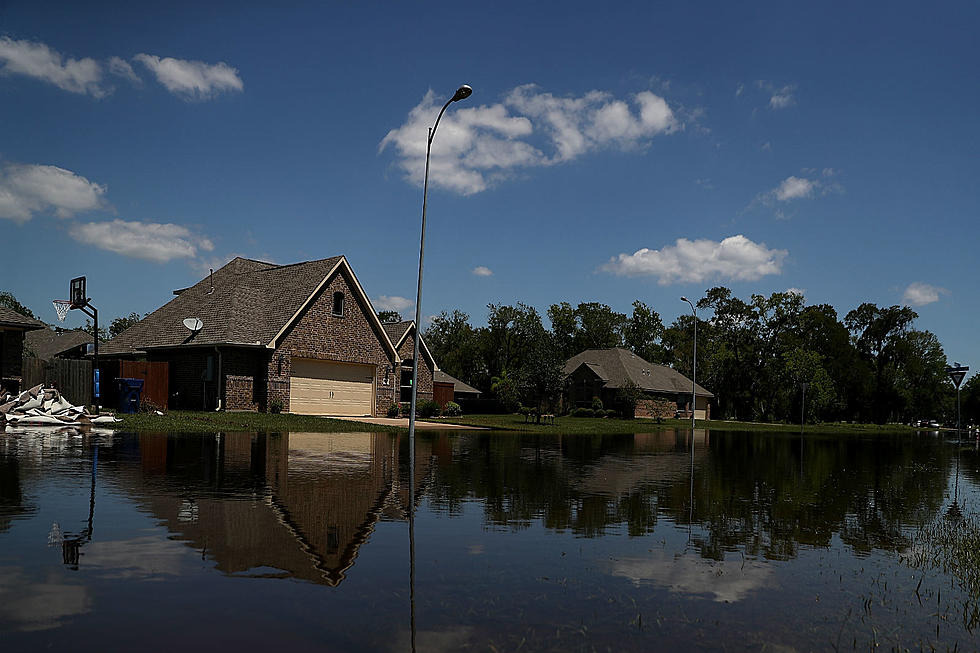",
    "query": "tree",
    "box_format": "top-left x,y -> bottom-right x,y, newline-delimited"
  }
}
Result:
622,300 -> 666,364
573,302 -> 625,351
423,310 -> 483,388
378,310 -> 402,324
616,379 -> 643,419
0,291 -> 37,319
547,302 -> 577,361
109,312 -> 145,338
83,319 -> 109,342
